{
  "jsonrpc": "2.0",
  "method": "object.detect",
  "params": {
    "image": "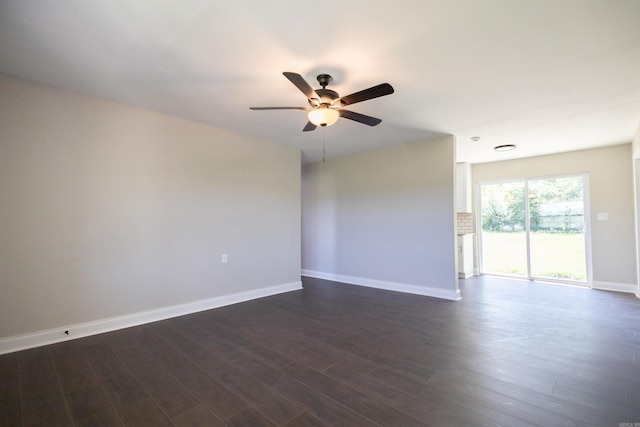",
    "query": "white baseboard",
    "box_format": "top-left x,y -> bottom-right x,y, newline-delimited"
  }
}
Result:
591,281 -> 637,295
302,269 -> 461,301
0,281 -> 302,355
